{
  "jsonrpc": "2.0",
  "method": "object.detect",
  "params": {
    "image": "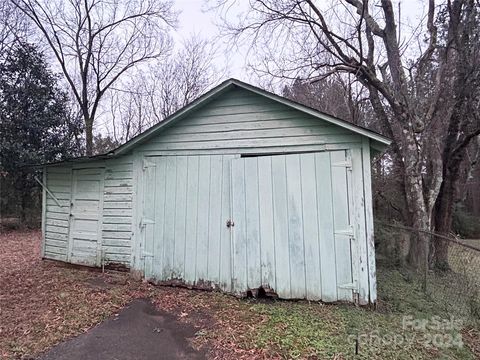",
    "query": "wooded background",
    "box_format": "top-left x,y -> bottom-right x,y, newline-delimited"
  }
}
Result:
0,0 -> 479,270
